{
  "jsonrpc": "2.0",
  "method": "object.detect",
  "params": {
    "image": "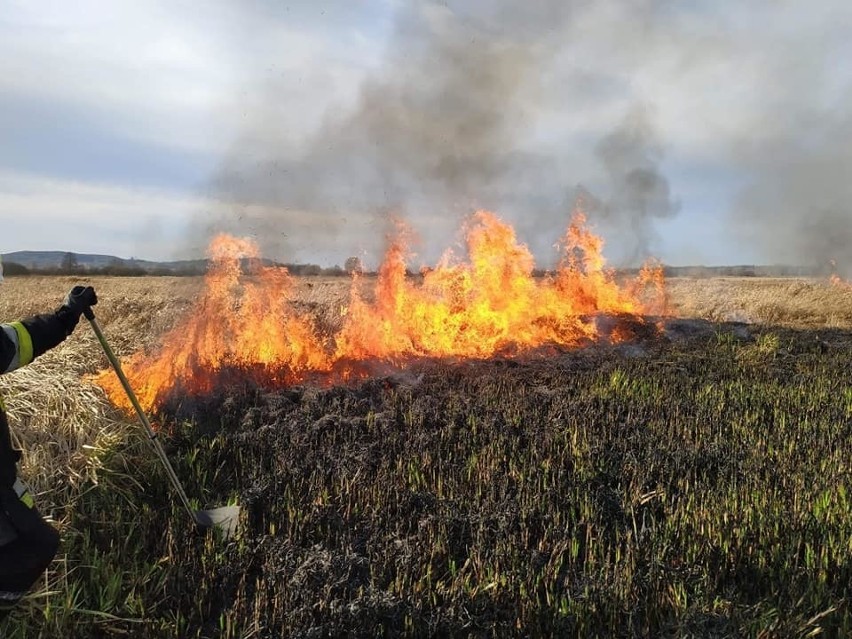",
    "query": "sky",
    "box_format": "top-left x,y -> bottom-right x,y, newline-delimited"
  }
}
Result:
1,1 -> 851,270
